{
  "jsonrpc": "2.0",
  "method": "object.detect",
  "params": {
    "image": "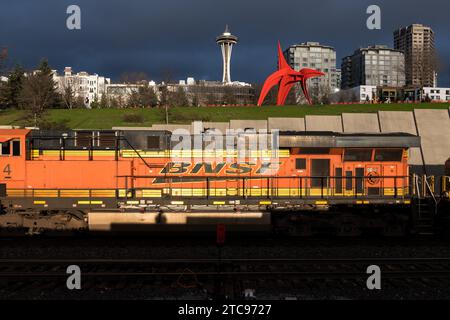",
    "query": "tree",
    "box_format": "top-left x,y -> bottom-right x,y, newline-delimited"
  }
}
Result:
126,89 -> 140,108
19,59 -> 61,122
127,85 -> 159,108
73,96 -> 86,109
206,93 -> 216,106
159,85 -> 169,107
99,94 -> 108,108
90,95 -> 100,108
170,86 -> 189,107
191,92 -> 200,107
138,84 -> 158,107
61,81 -> 75,109
0,47 -> 8,76
223,86 -> 236,105
108,96 -> 119,108
0,64 -> 24,109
